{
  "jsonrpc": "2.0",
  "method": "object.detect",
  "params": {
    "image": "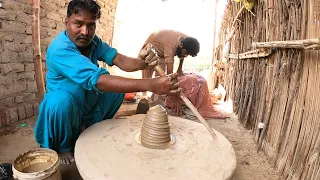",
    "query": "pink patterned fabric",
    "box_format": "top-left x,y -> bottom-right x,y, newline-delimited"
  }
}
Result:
165,73 -> 228,119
